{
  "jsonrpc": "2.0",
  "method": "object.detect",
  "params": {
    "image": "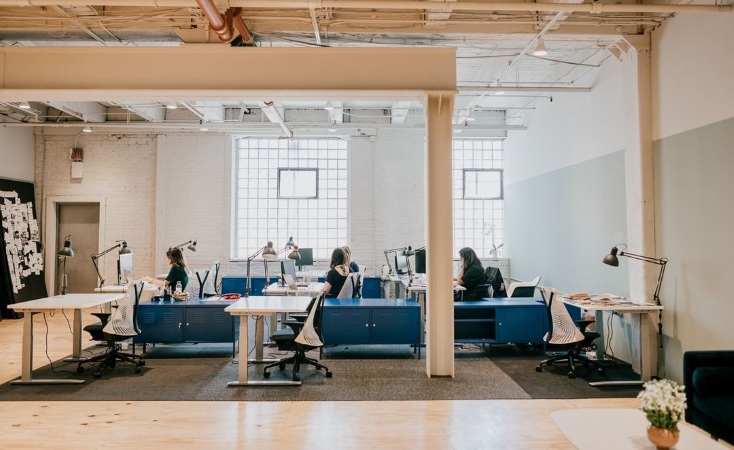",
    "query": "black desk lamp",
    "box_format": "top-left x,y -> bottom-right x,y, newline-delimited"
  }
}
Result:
603,244 -> 668,342
57,235 -> 74,295
175,239 -> 197,252
91,240 -> 132,288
